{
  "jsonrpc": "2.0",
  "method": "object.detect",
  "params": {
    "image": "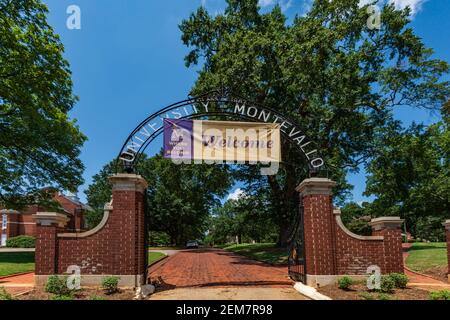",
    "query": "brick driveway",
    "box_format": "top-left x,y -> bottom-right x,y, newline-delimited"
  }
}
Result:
148,248 -> 293,288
